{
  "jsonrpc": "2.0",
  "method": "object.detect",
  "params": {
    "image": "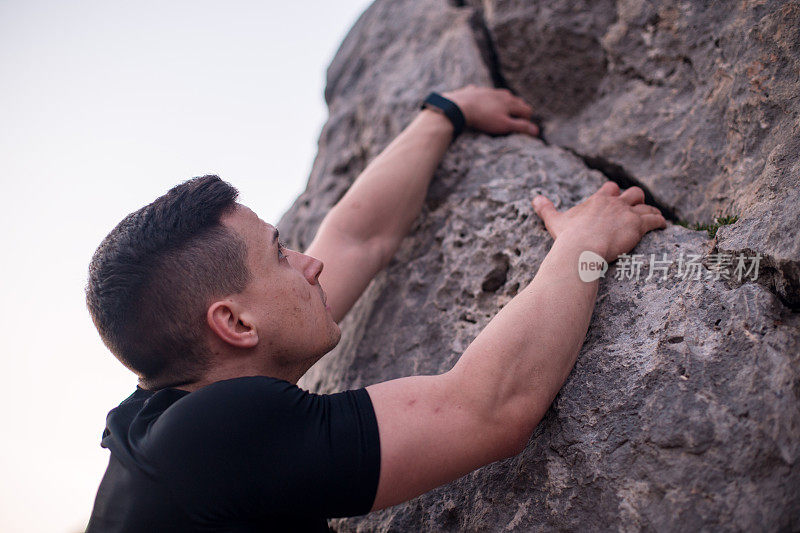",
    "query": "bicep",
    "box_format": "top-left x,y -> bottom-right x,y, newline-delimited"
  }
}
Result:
365,372 -> 520,511
305,220 -> 388,323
